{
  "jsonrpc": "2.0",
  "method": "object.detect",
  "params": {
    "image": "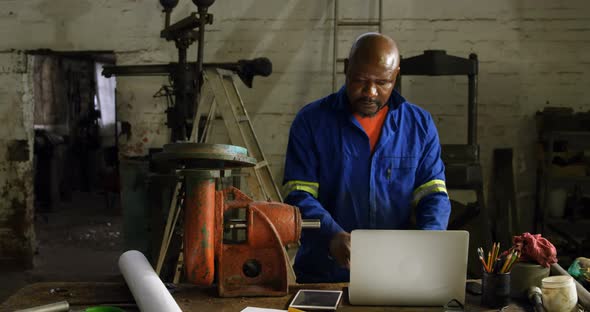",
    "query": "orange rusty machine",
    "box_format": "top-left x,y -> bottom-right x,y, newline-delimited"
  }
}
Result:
155,143 -> 320,297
